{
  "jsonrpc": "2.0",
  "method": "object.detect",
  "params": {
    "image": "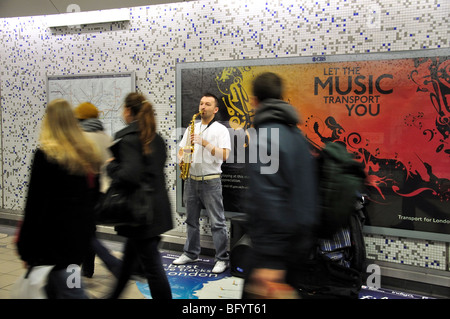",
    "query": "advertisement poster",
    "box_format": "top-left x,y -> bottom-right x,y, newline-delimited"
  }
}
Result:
134,253 -> 432,299
136,253 -> 242,299
176,49 -> 450,240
